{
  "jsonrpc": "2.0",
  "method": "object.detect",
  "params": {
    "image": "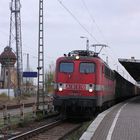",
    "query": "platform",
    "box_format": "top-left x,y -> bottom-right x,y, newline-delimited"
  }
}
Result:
80,96 -> 140,140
